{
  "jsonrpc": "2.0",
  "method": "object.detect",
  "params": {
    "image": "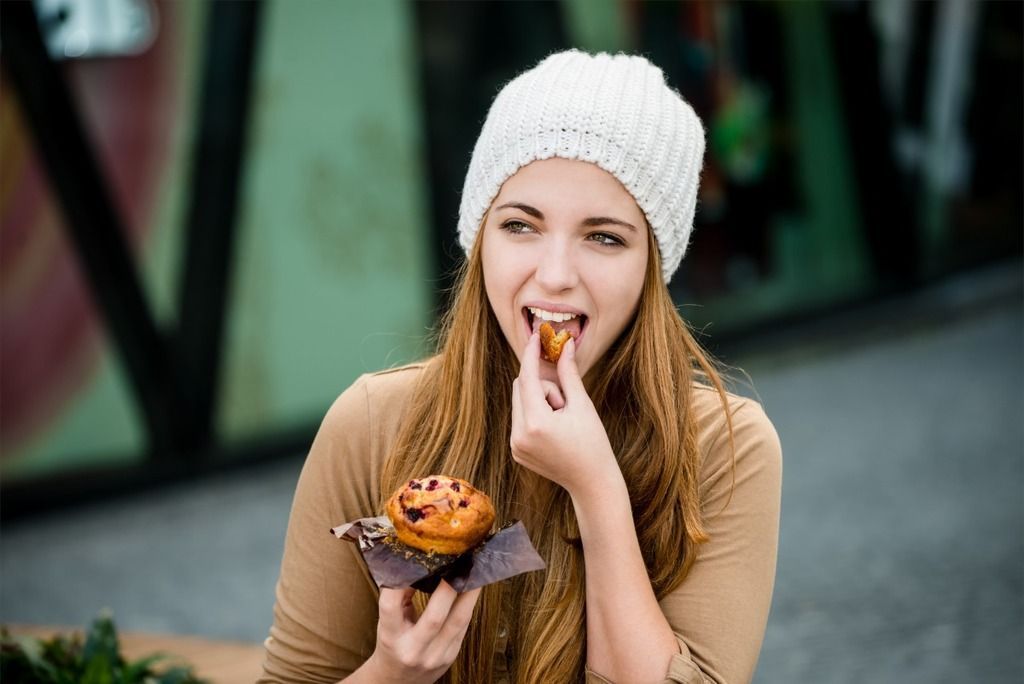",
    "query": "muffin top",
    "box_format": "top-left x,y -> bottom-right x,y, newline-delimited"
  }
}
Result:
393,476 -> 480,523
386,475 -> 495,555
